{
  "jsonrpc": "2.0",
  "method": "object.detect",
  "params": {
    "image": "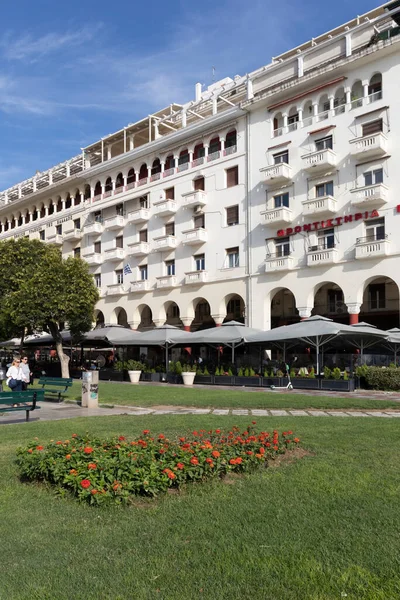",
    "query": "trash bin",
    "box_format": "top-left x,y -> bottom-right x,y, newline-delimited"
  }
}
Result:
81,371 -> 99,408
